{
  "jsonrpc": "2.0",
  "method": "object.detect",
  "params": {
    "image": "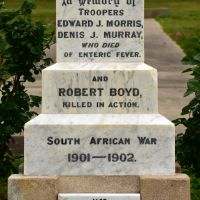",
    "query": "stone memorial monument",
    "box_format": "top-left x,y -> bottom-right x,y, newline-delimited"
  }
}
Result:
8,0 -> 190,199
